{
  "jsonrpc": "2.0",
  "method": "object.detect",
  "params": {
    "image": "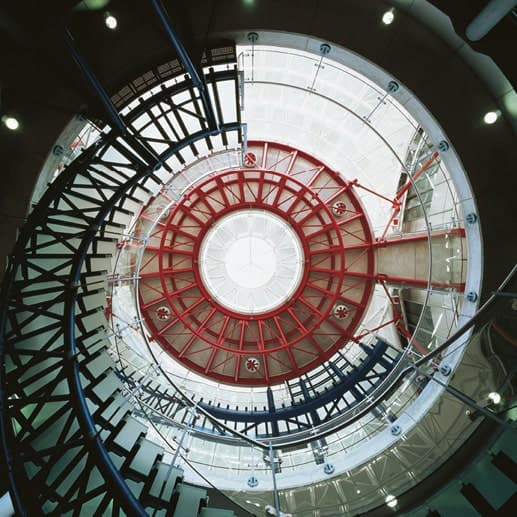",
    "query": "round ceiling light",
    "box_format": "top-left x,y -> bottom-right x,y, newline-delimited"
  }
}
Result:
104,12 -> 118,30
2,116 -> 20,131
483,111 -> 499,124
382,10 -> 395,25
